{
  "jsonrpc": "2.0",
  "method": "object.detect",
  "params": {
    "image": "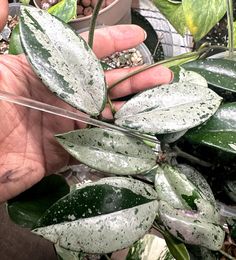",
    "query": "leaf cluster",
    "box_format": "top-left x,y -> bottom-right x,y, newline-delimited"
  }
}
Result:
6,4 -> 236,260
